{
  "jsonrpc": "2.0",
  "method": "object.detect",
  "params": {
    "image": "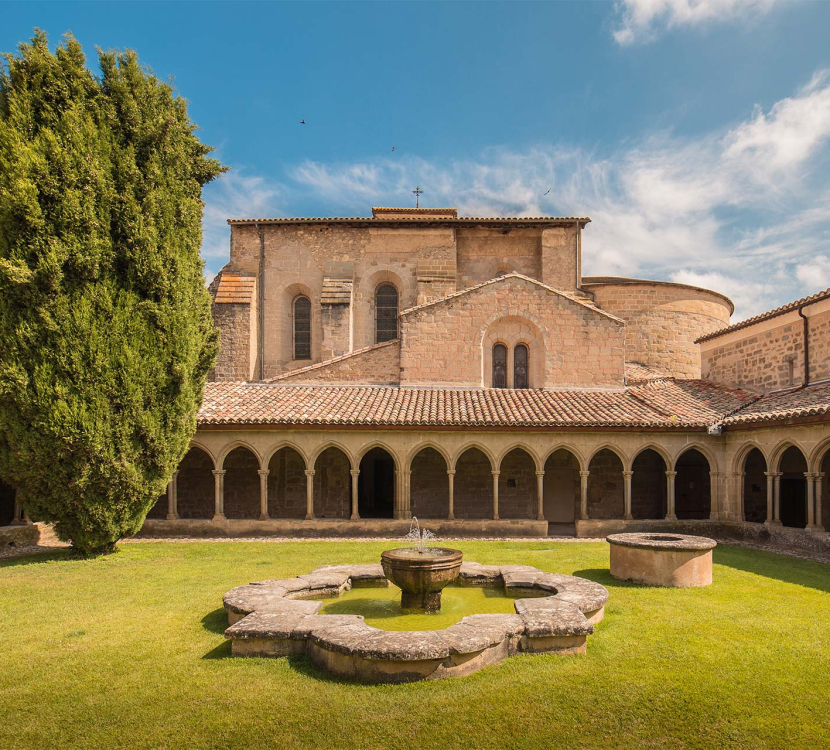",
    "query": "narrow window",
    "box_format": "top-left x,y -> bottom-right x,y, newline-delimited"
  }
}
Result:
293,295 -> 311,359
514,344 -> 529,389
493,344 -> 507,388
375,283 -> 399,343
